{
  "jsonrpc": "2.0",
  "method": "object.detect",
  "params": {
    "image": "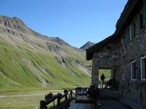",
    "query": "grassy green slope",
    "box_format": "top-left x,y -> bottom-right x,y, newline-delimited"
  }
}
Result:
0,39 -> 91,93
